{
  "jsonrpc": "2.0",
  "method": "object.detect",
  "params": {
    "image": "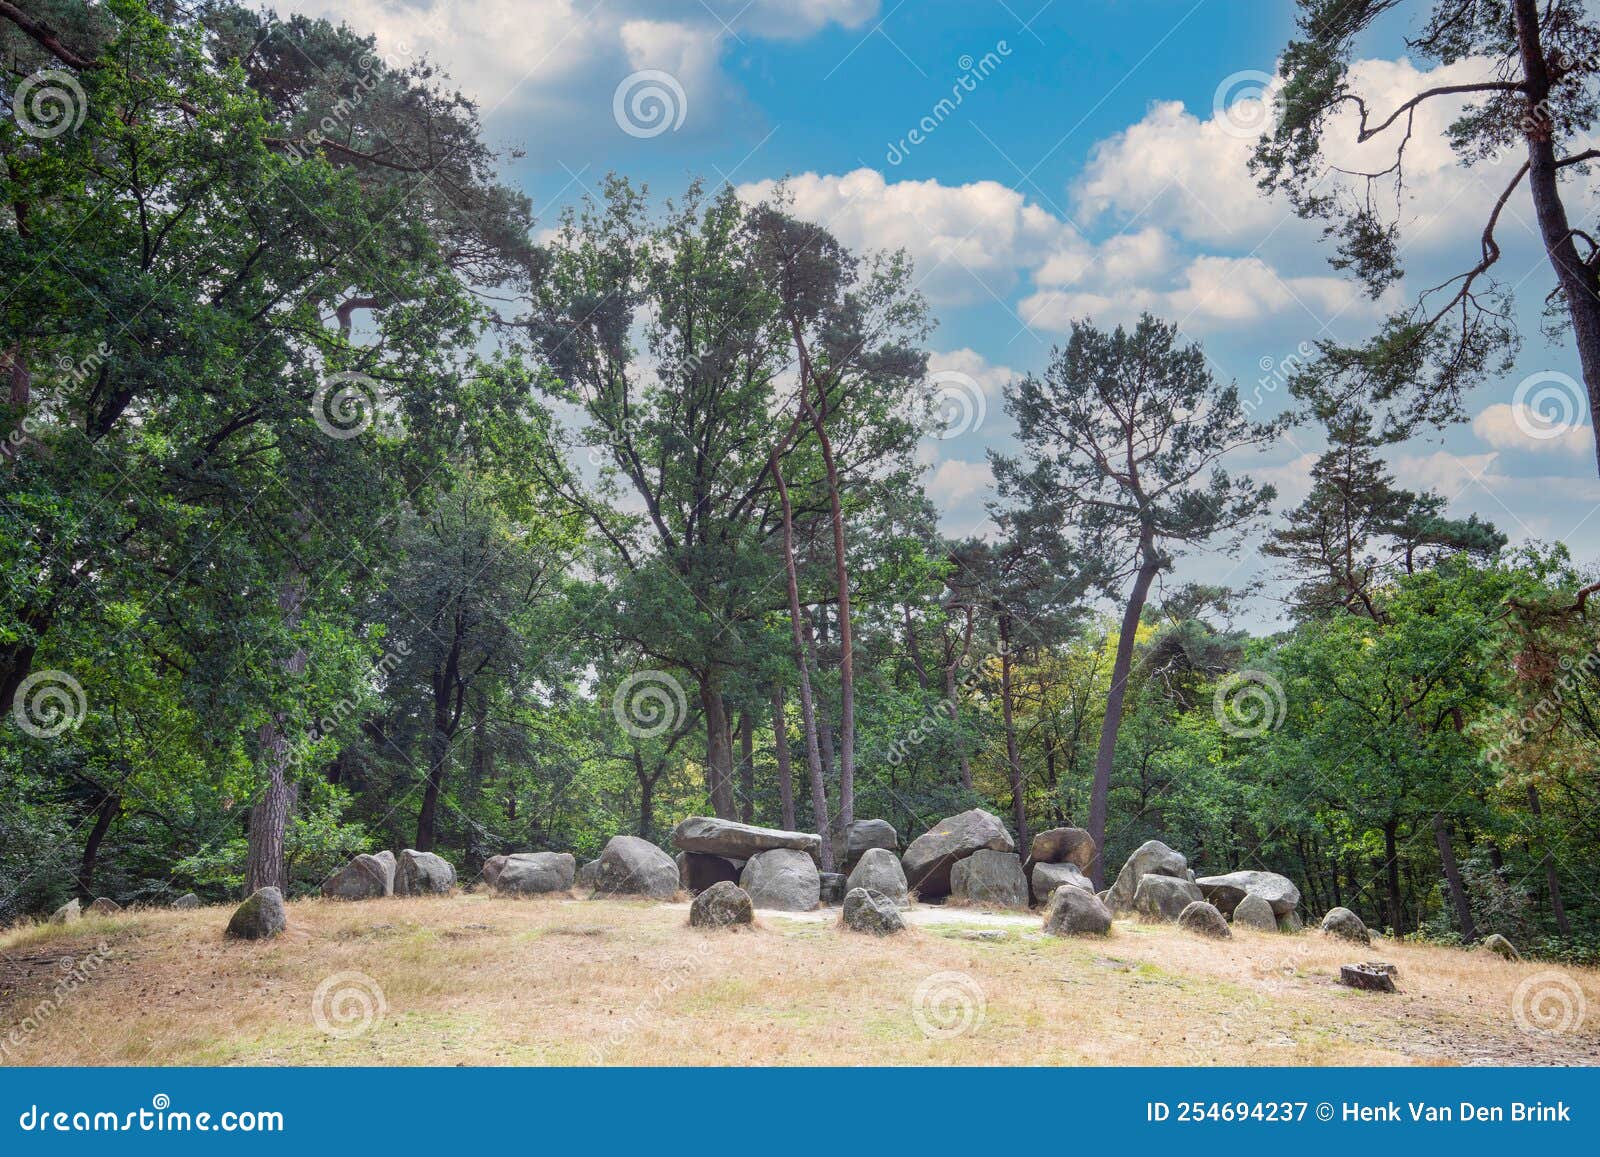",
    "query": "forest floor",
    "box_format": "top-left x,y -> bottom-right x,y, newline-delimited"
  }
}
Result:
2,893 -> 1596,1066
